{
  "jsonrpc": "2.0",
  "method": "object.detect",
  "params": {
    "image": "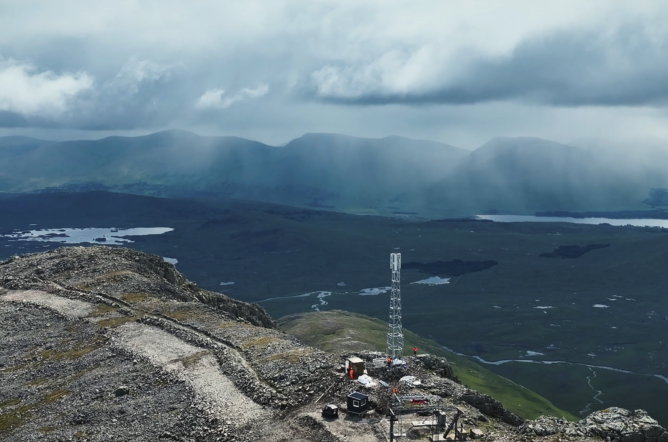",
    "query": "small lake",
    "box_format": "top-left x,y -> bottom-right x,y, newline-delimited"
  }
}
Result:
2,227 -> 174,245
477,215 -> 668,228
